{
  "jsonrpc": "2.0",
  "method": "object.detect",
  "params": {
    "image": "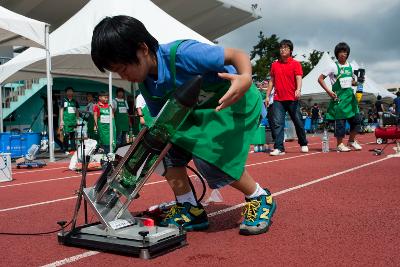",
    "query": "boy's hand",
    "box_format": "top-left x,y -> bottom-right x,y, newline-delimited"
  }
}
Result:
295,89 -> 301,99
328,90 -> 337,100
265,98 -> 270,107
216,72 -> 251,111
